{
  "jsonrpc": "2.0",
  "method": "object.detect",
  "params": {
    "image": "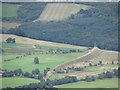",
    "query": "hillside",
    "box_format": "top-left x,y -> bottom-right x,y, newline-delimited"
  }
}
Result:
45,47 -> 118,79
53,47 -> 118,71
35,3 -> 91,22
0,34 -> 87,49
1,34 -> 88,73
3,2 -> 118,51
1,2 -> 119,88
1,34 -> 119,88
